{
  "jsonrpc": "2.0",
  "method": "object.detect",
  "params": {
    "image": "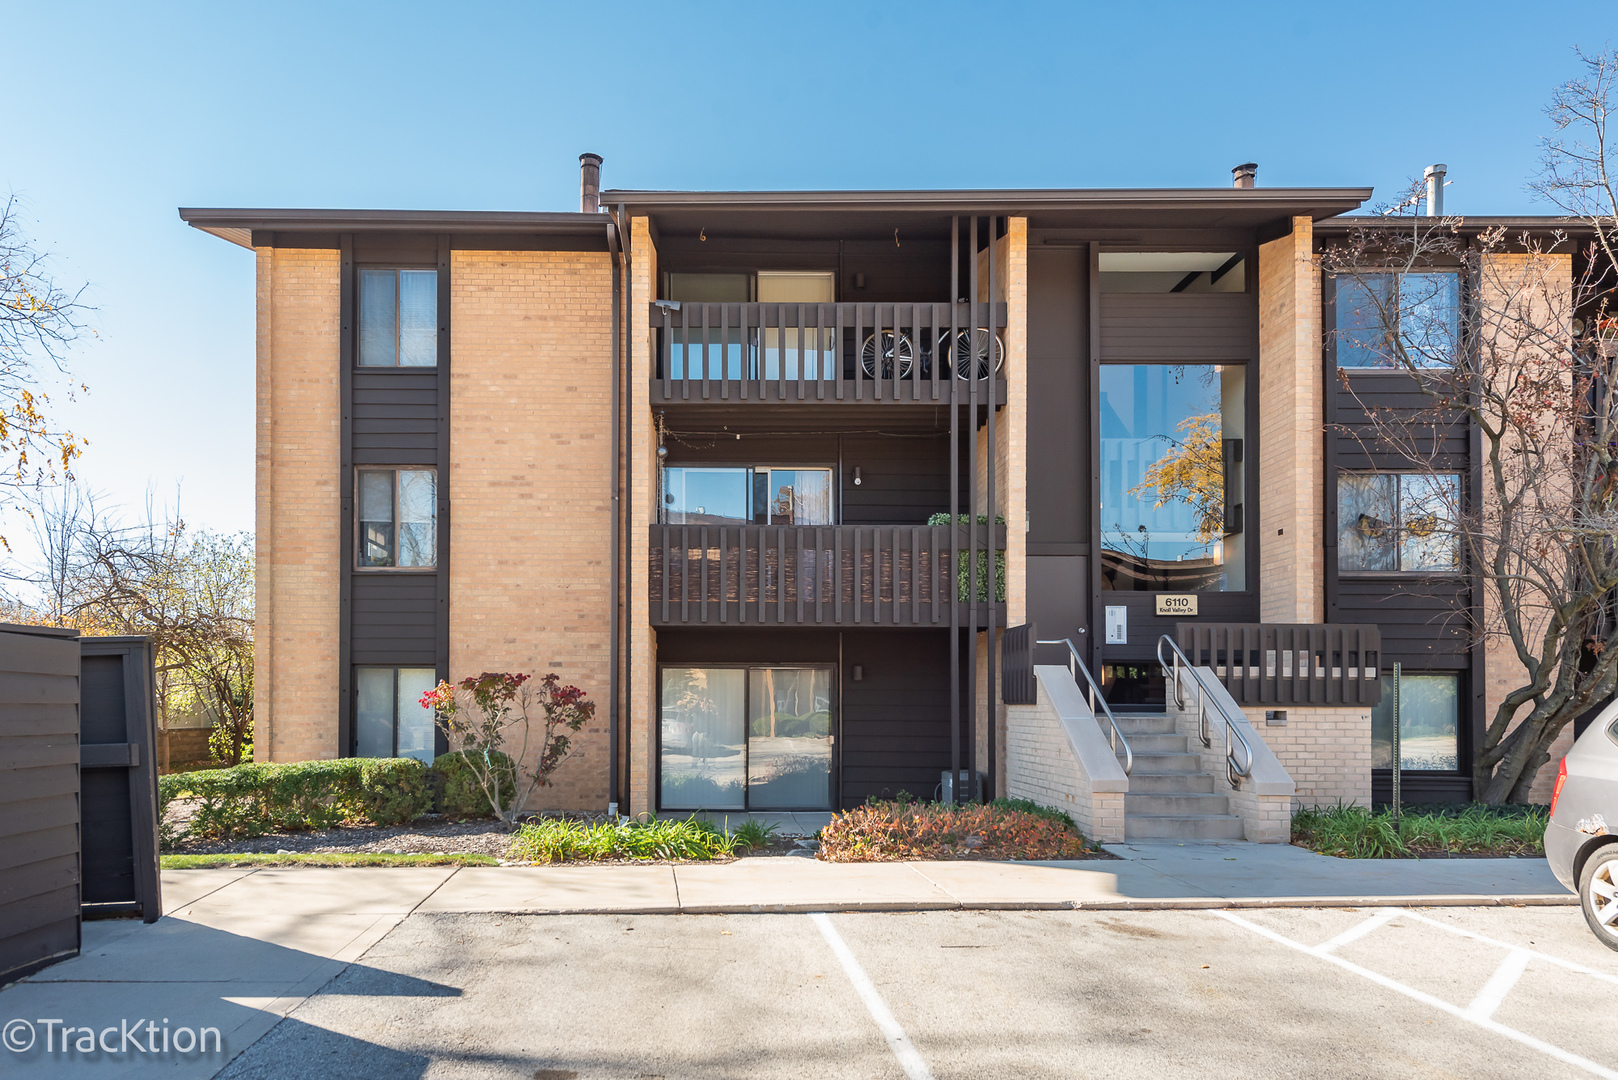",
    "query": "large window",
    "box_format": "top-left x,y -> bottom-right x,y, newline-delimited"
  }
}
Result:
1337,472 -> 1460,573
1372,673 -> 1460,771
664,271 -> 837,381
660,666 -> 833,810
355,666 -> 437,763
359,268 -> 437,367
1335,271 -> 1460,369
1099,363 -> 1246,591
359,468 -> 437,568
662,466 -> 833,526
